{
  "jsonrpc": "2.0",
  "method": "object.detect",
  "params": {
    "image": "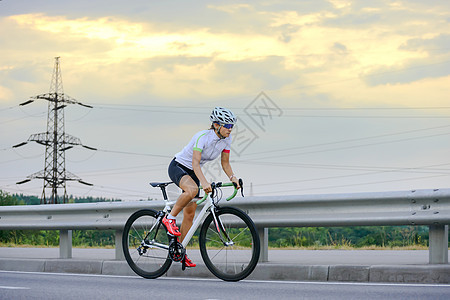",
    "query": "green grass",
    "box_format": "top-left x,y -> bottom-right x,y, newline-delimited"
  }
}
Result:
1,241 -> 432,250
